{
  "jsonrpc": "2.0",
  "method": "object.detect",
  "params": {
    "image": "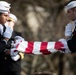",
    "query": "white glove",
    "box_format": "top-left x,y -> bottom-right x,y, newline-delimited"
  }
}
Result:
14,36 -> 25,47
59,38 -> 71,53
10,48 -> 18,56
3,26 -> 13,39
11,54 -> 20,61
14,36 -> 25,41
